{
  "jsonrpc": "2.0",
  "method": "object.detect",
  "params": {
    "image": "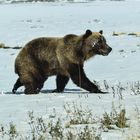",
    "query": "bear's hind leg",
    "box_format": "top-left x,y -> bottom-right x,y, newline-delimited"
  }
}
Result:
52,74 -> 69,93
12,78 -> 23,93
24,81 -> 39,95
19,73 -> 39,94
36,77 -> 47,93
24,75 -> 47,95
